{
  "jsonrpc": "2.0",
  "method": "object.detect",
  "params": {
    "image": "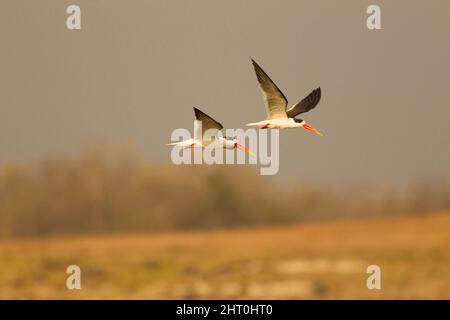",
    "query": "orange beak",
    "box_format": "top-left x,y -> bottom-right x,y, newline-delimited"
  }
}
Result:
303,123 -> 323,136
235,141 -> 256,157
